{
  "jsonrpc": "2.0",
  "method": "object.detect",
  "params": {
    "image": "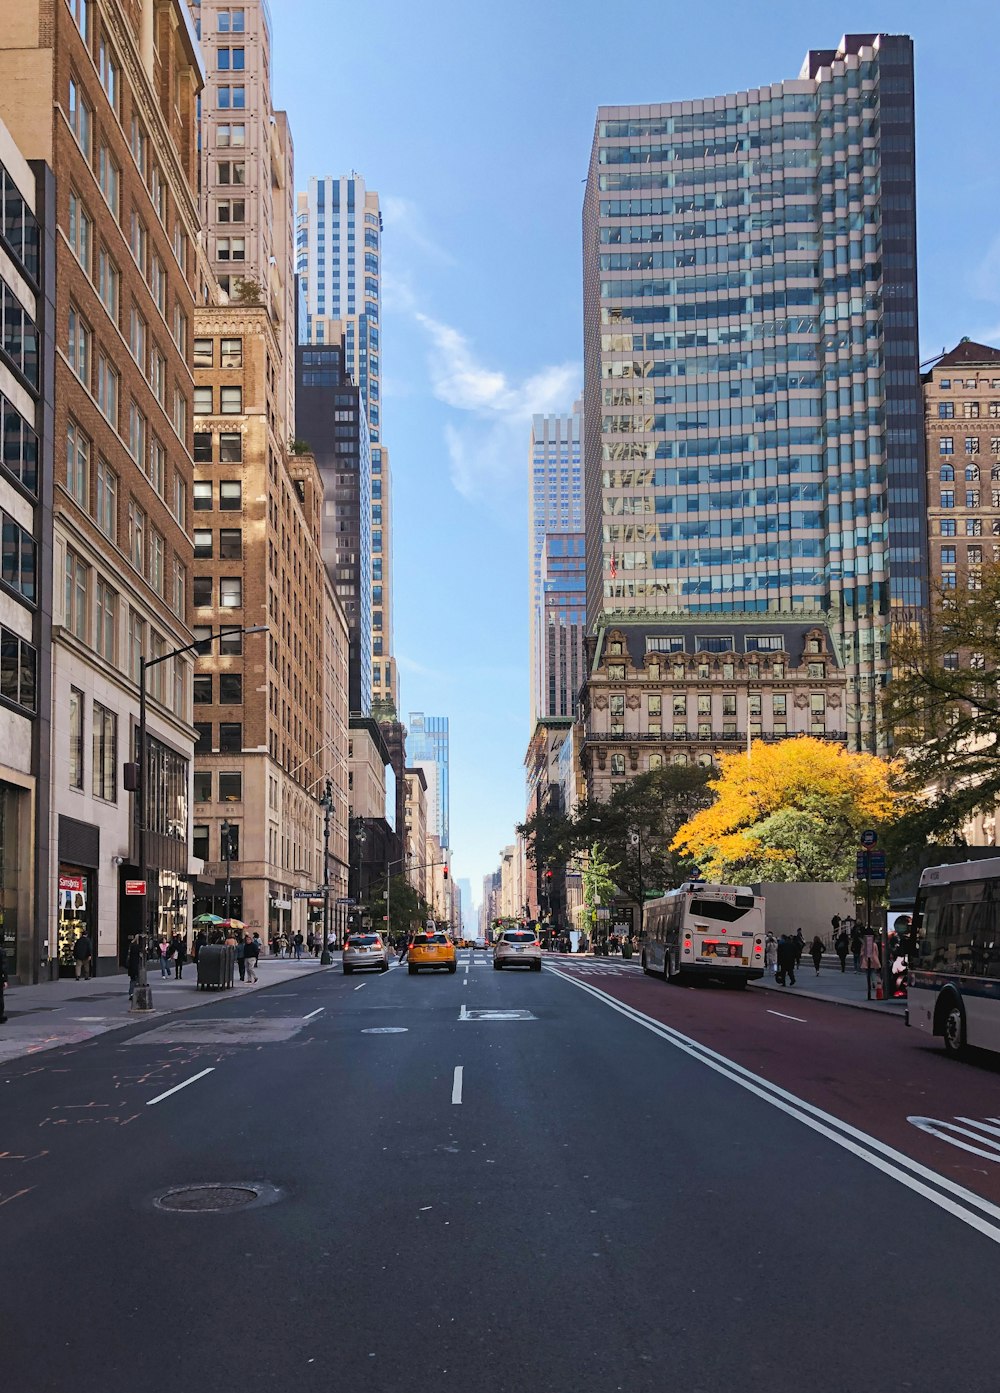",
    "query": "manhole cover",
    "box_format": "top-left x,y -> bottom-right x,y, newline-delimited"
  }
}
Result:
361,1026 -> 408,1034
153,1182 -> 281,1213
